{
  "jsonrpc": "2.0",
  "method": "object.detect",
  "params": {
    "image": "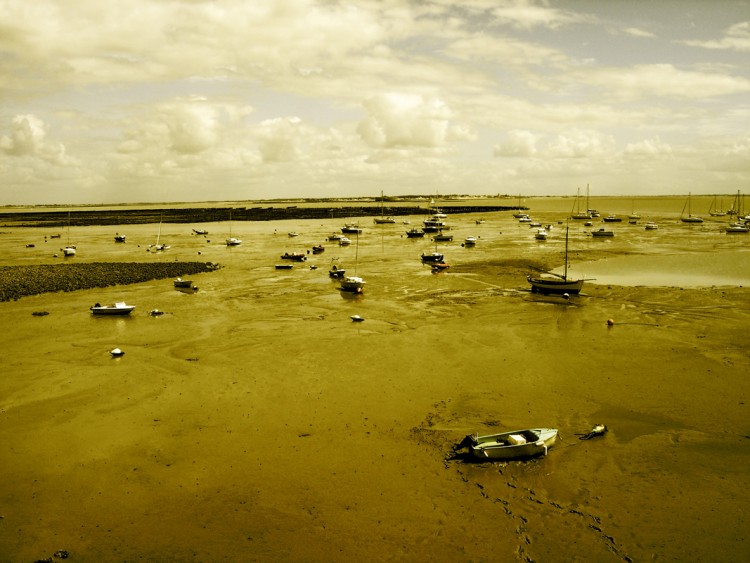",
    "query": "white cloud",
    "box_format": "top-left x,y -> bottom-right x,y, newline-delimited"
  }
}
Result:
257,117 -> 303,162
681,21 -> 750,52
546,129 -> 616,158
357,93 -> 454,148
624,137 -> 673,157
494,130 -> 539,157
